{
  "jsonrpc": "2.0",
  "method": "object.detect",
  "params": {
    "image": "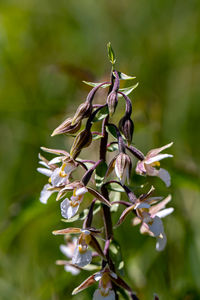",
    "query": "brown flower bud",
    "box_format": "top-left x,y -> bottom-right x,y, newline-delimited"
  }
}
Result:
119,116 -> 134,145
70,129 -> 92,159
51,118 -> 81,136
72,101 -> 92,125
115,153 -> 132,185
107,91 -> 118,116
